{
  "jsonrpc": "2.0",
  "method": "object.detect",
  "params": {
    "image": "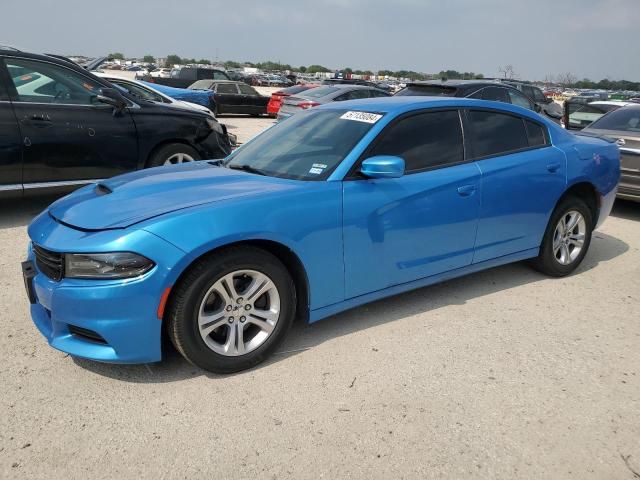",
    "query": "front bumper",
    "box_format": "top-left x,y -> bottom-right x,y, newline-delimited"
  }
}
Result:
617,168 -> 640,202
26,211 -> 185,363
